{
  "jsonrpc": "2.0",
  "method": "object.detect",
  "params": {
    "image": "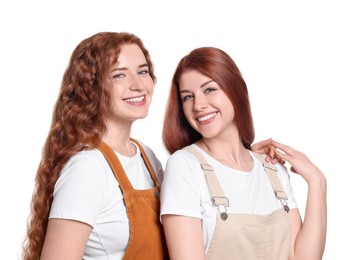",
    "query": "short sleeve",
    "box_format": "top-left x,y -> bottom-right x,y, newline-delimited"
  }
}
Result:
160,150 -> 203,219
49,151 -> 108,226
